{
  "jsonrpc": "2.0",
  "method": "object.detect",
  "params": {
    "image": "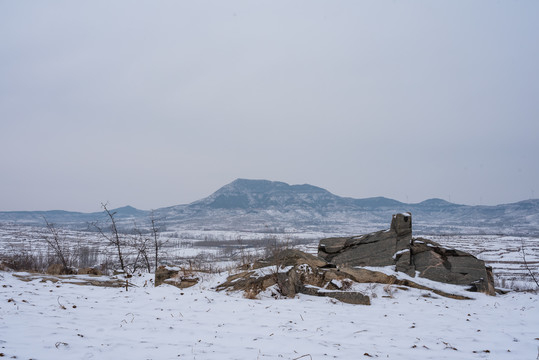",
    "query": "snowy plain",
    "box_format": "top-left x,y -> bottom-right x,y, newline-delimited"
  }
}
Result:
1,225 -> 537,288
1,224 -> 538,359
1,269 -> 538,360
